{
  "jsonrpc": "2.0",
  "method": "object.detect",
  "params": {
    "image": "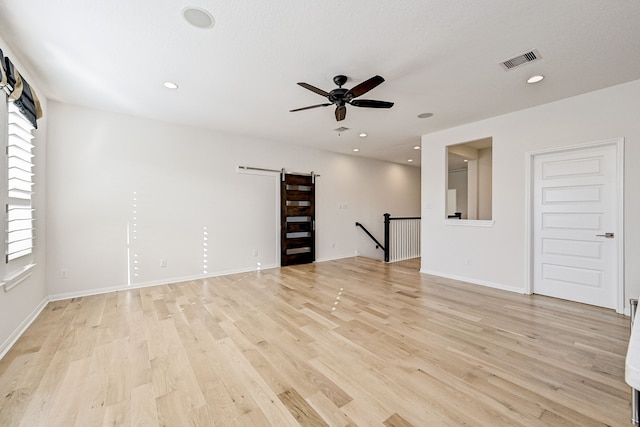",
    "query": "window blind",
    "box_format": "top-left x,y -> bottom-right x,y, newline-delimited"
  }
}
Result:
6,102 -> 34,262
